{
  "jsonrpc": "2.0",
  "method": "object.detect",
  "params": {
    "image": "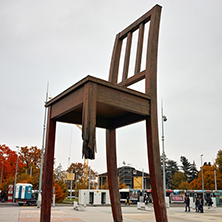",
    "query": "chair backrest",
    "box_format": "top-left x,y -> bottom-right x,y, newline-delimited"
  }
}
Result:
108,4 -> 162,96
